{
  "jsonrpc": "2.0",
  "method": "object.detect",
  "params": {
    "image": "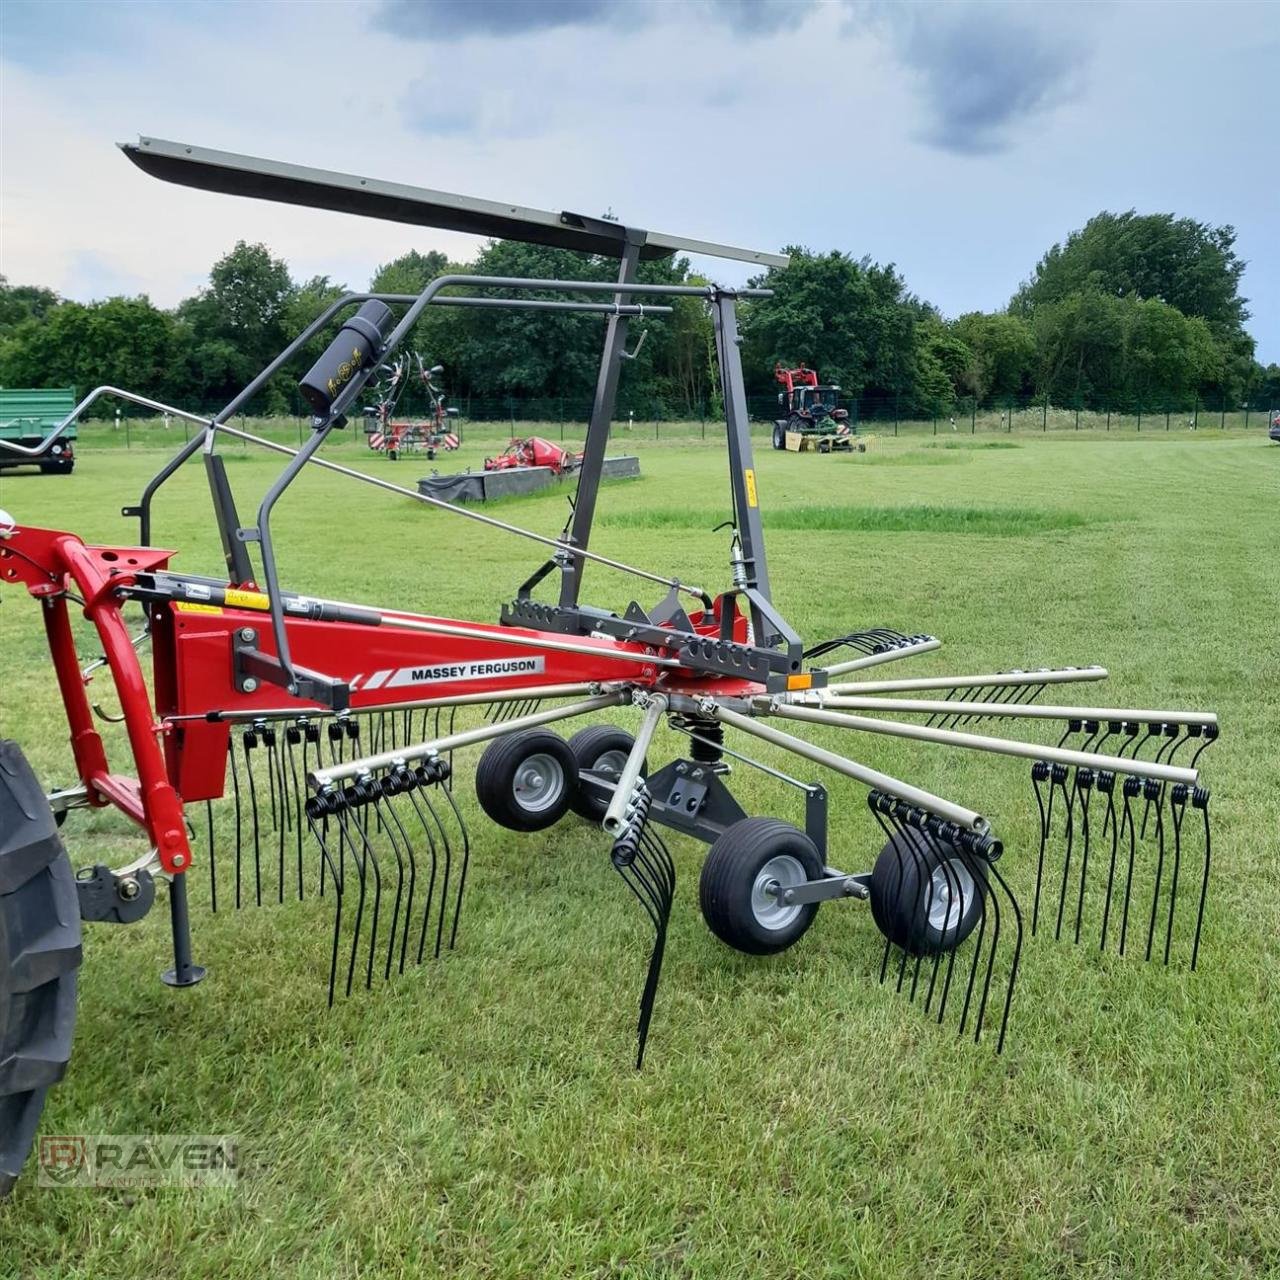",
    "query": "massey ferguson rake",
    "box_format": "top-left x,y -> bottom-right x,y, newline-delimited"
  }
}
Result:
0,138 -> 1219,1192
